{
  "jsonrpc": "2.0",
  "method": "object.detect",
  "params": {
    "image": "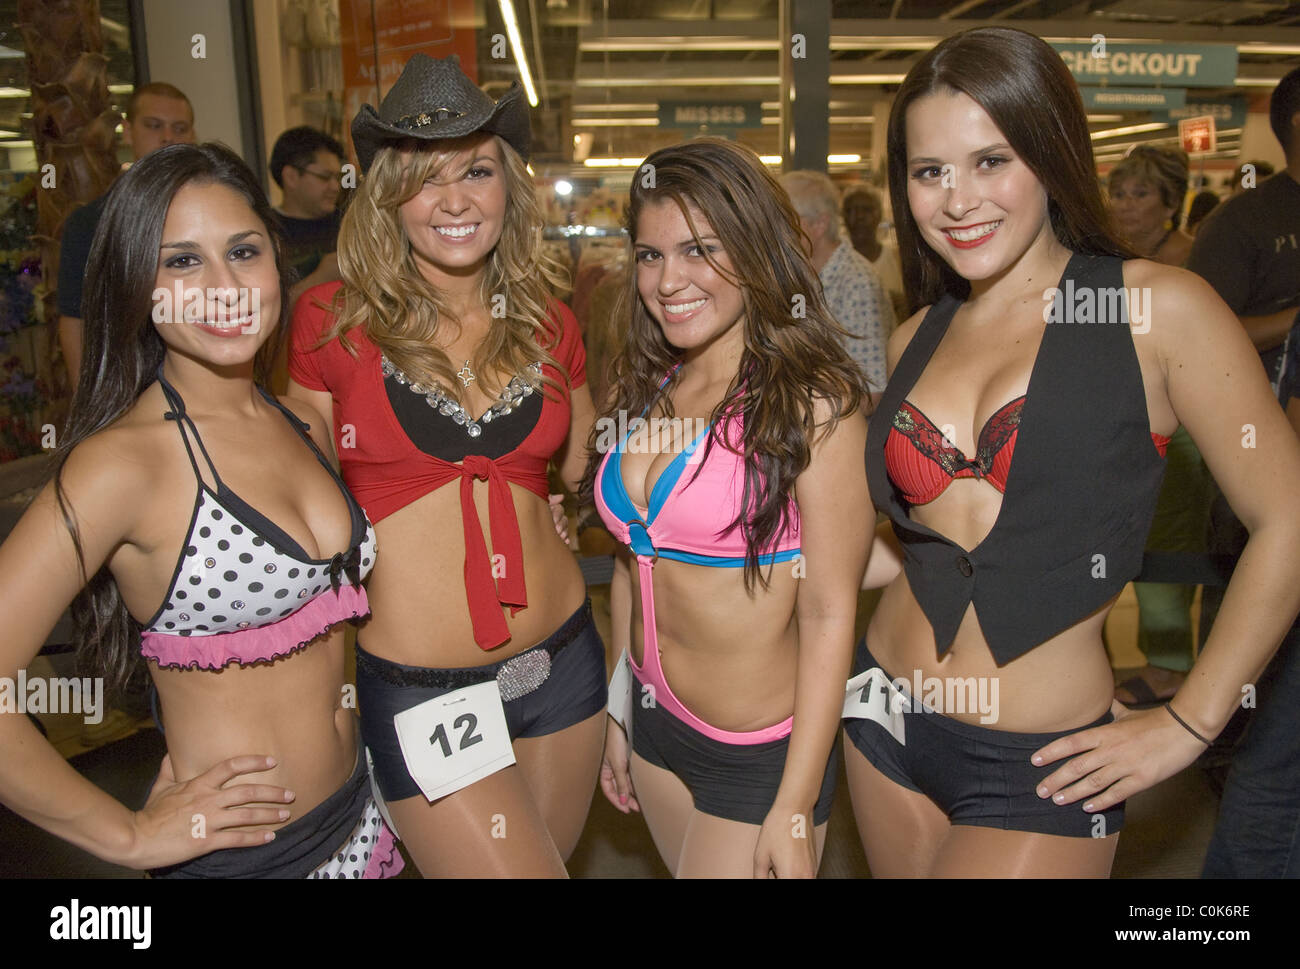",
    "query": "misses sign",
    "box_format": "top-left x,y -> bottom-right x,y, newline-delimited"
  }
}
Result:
658,102 -> 763,129
1053,42 -> 1237,87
